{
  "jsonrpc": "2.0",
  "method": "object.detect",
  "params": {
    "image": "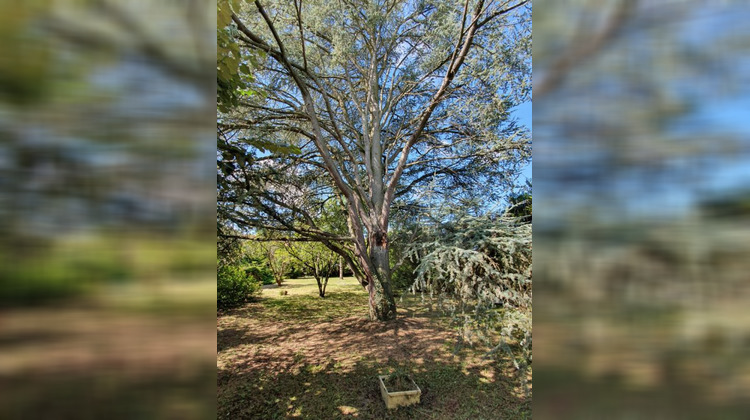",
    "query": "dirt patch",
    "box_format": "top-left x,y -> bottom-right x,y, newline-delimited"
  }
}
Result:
217,293 -> 531,419
383,373 -> 418,392
218,311 -> 465,377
